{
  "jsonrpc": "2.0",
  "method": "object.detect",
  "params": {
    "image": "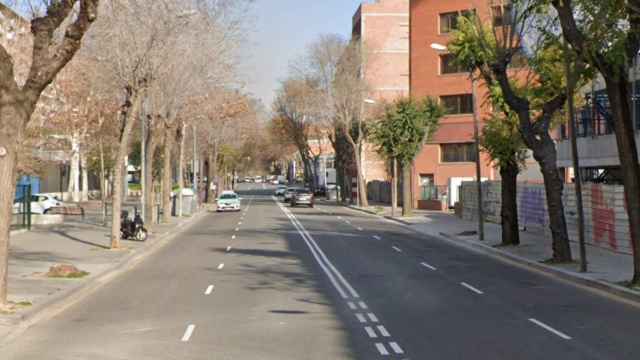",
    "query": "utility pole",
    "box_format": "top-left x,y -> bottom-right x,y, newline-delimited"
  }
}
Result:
564,41 -> 587,272
471,75 -> 485,241
192,124 -> 198,207
141,113 -> 146,221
